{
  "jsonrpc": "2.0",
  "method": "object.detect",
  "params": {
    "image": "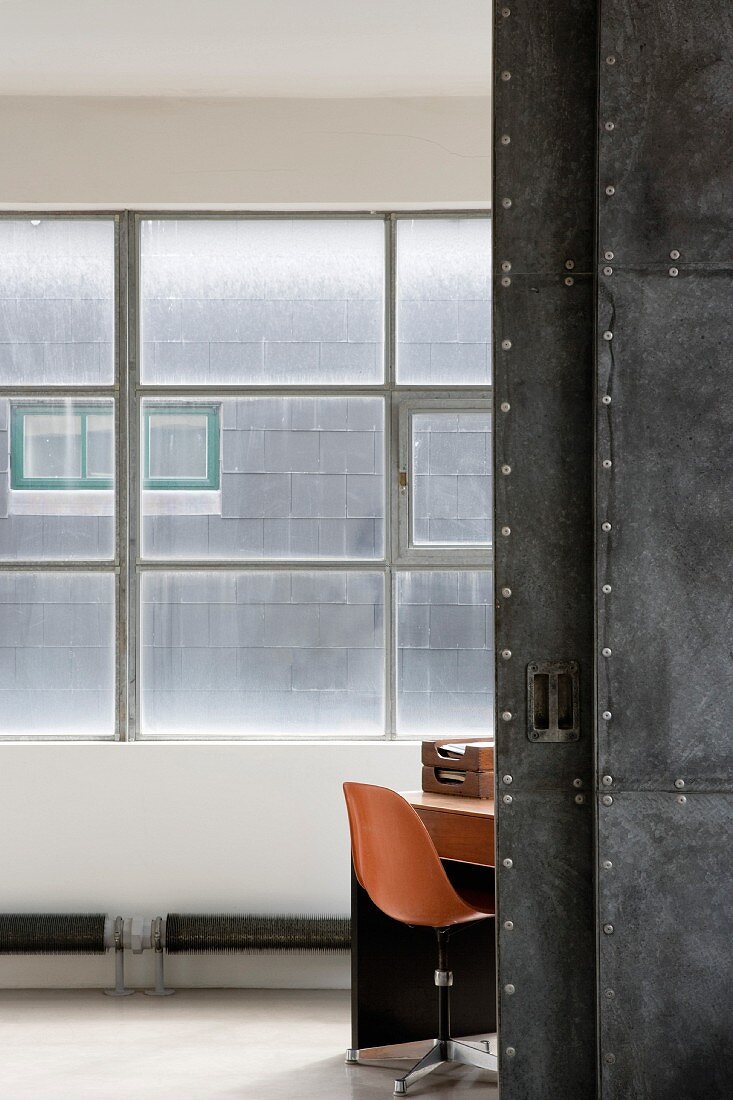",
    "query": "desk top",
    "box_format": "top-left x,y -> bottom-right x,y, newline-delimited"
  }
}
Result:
400,790 -> 495,819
